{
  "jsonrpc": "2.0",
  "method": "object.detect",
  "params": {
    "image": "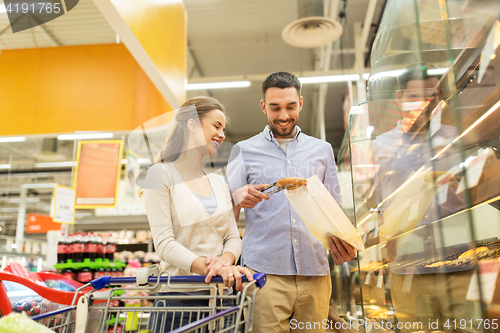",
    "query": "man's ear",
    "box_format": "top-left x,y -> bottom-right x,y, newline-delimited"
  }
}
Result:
298,96 -> 304,113
260,99 -> 267,115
